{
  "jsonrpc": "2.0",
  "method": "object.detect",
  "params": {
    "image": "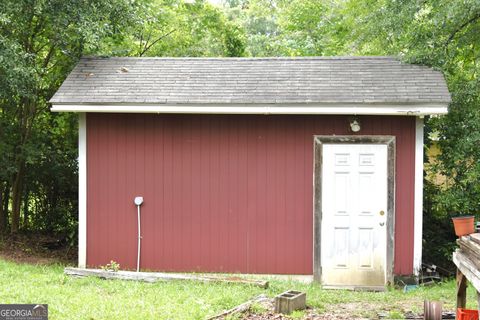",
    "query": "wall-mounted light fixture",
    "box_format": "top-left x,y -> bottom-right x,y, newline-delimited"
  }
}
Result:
134,196 -> 144,206
350,118 -> 361,133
